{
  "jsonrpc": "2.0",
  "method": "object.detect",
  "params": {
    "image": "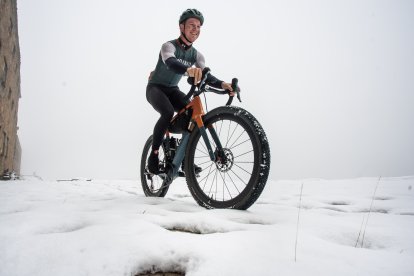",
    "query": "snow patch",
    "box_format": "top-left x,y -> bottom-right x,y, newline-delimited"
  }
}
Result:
0,177 -> 413,276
